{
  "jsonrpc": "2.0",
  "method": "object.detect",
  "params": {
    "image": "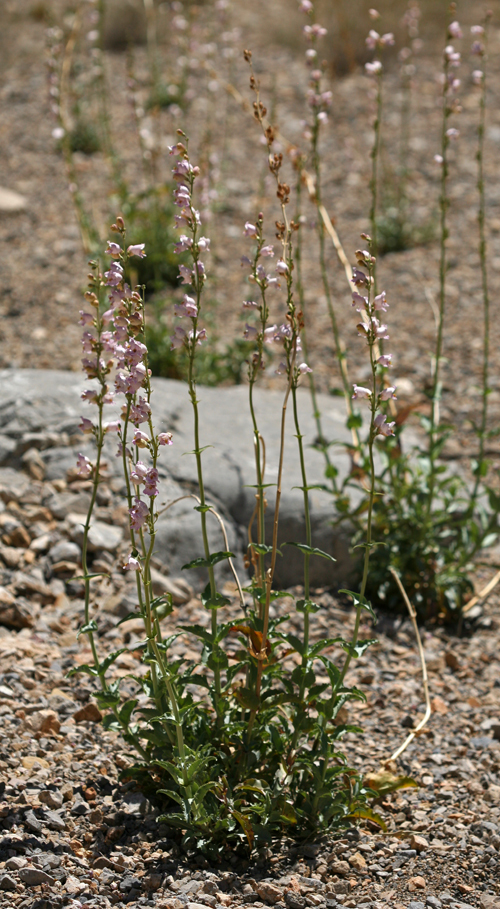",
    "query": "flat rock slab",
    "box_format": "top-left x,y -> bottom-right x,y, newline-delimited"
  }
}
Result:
0,368 -> 373,588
